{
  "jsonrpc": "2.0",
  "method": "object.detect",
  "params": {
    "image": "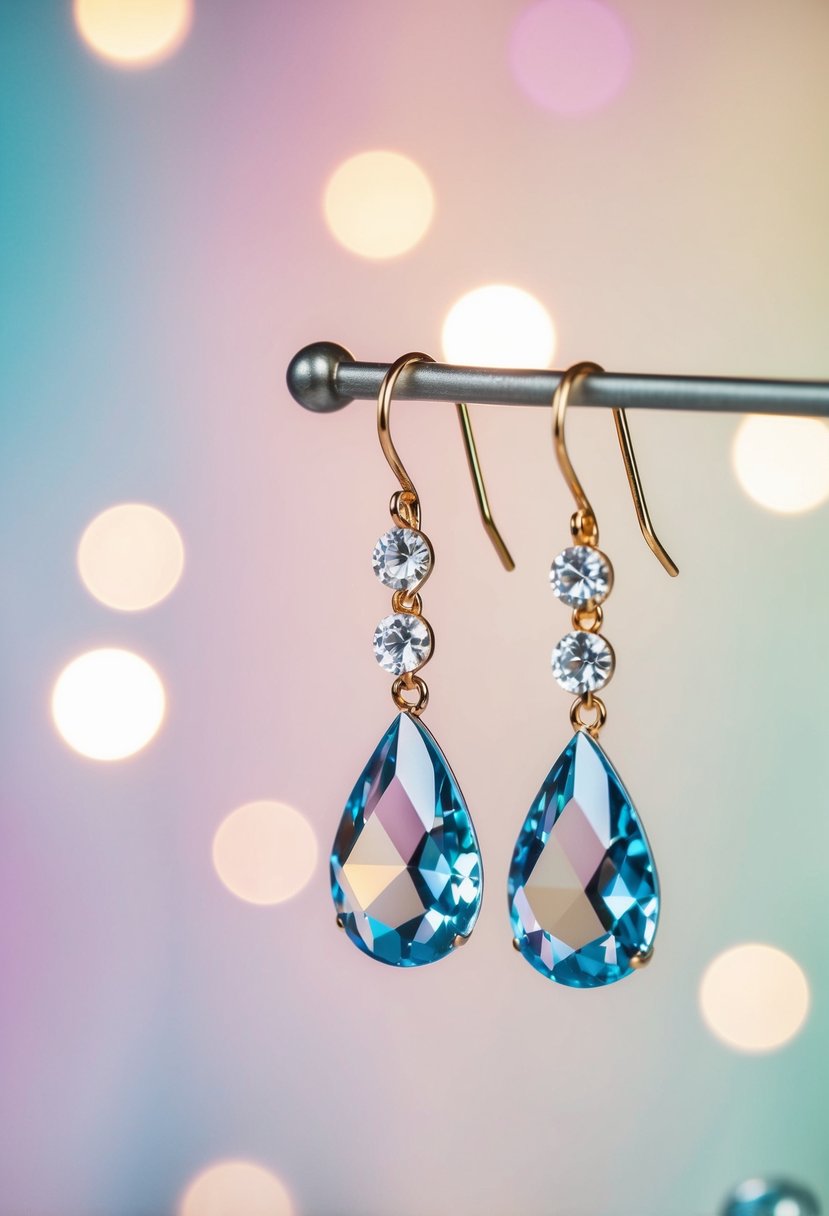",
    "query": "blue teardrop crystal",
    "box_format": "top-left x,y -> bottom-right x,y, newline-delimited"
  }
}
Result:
331,712 -> 482,967
508,730 -> 659,987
